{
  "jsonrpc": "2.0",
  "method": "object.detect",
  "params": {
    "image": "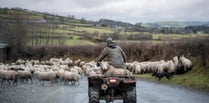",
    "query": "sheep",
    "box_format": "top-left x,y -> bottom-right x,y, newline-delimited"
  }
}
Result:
104,65 -> 132,76
173,56 -> 179,67
35,71 -> 59,86
133,63 -> 142,74
148,60 -> 165,73
82,62 -> 102,76
166,60 -> 175,74
16,59 -> 26,64
74,59 -> 81,66
50,58 -> 60,63
17,70 -> 33,84
0,70 -> 8,85
139,62 -> 149,73
0,70 -> 18,86
79,61 -> 86,67
174,55 -> 192,74
30,60 -> 40,65
179,55 -> 192,72
59,65 -> 69,70
88,70 -> 102,76
61,58 -> 74,66
70,66 -> 83,75
155,62 -> 168,73
82,65 -> 91,75
125,62 -> 136,72
100,62 -> 109,71
60,71 -> 81,85
0,64 -> 9,70
130,61 -> 166,74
